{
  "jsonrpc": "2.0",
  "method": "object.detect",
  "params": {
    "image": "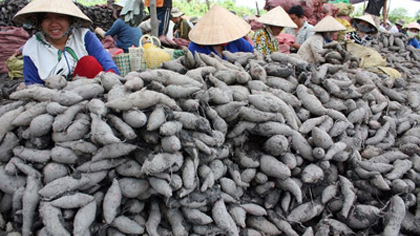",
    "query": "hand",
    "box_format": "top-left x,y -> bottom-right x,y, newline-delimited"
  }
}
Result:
94,27 -> 105,38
